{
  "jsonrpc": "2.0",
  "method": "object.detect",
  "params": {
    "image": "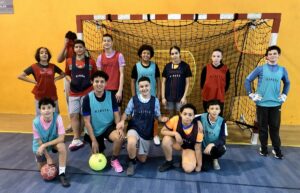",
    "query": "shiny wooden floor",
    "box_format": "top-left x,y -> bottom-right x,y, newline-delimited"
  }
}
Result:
0,113 -> 299,146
